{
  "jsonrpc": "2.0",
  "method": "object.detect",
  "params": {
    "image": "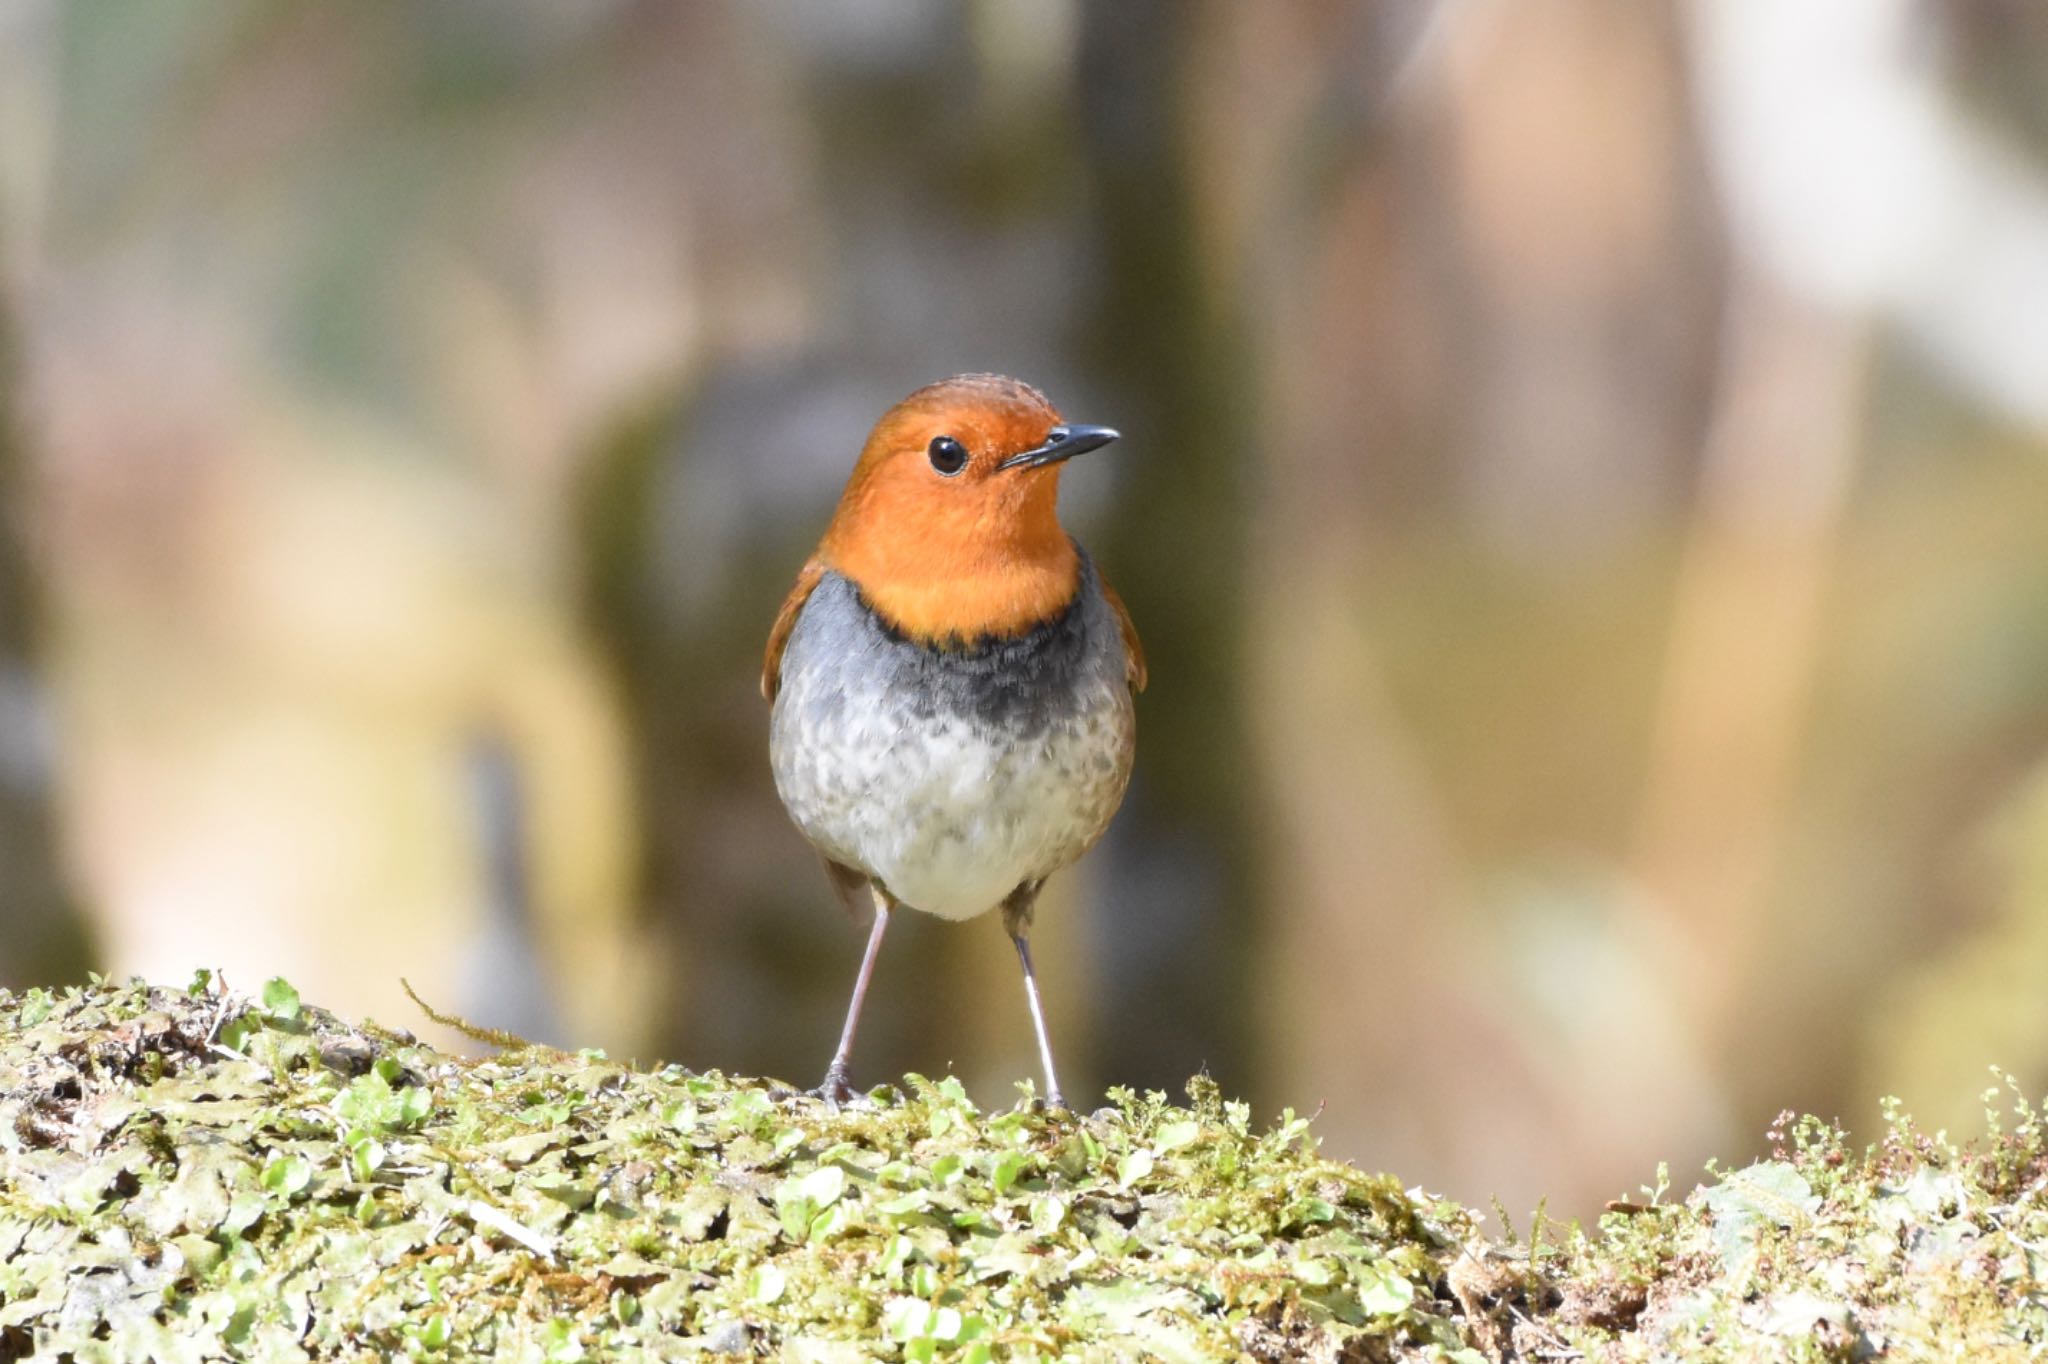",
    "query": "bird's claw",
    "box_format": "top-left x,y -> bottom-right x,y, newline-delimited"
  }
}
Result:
813,1066 -> 857,1111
